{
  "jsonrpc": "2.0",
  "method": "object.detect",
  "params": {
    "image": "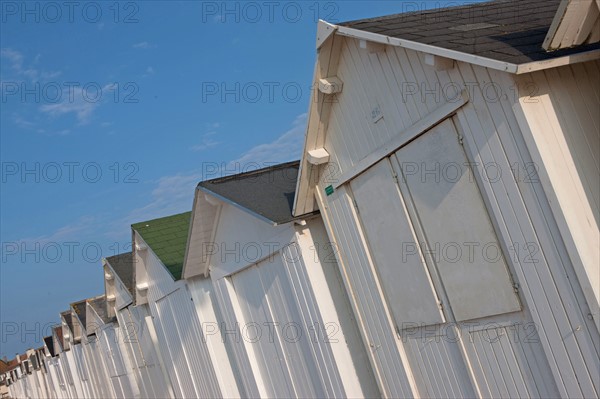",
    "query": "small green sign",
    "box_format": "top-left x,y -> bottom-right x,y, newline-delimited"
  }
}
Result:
325,185 -> 334,196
